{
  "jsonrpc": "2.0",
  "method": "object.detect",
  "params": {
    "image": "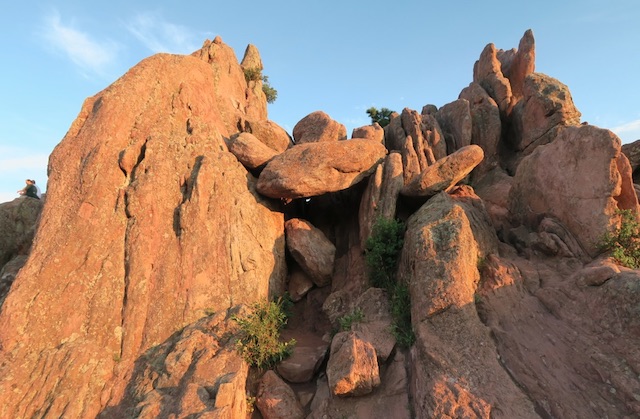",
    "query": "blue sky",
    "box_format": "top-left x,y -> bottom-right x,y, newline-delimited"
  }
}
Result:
1,1 -> 639,203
